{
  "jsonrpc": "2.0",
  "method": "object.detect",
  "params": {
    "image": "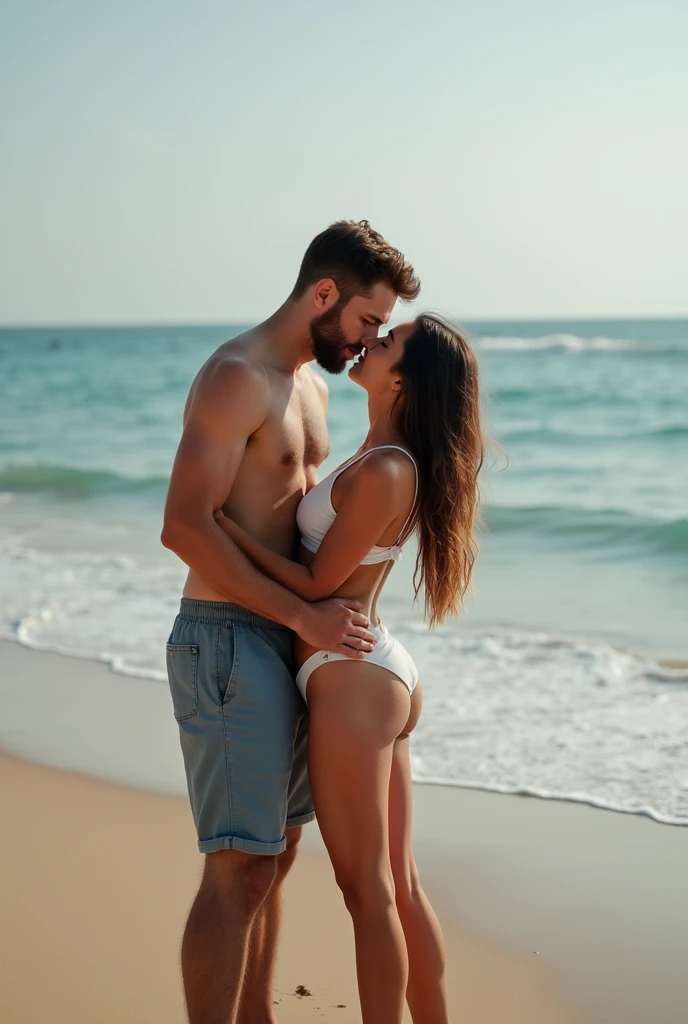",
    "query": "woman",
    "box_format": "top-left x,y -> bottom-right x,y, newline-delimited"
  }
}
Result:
214,313 -> 484,1024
